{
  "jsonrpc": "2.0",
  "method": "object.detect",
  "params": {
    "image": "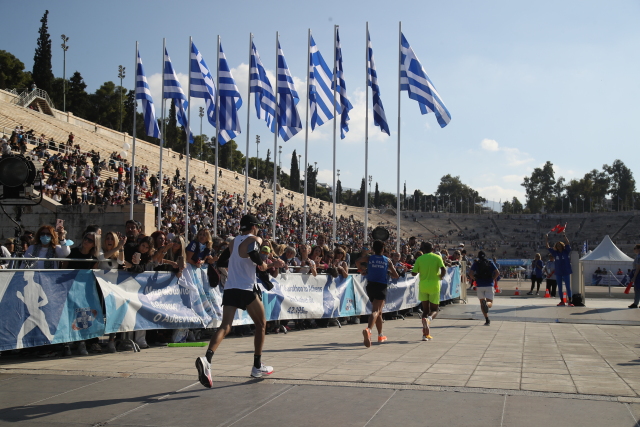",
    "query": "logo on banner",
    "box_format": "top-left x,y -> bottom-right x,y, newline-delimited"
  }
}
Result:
72,308 -> 97,330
